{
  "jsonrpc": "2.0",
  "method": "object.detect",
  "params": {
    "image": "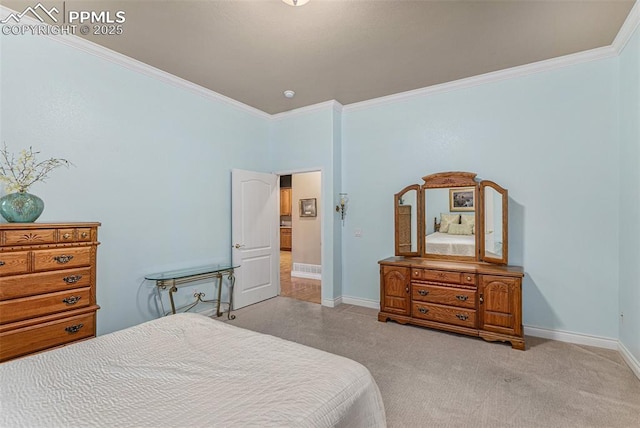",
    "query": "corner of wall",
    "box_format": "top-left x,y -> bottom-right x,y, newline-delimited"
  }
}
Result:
619,340 -> 640,380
